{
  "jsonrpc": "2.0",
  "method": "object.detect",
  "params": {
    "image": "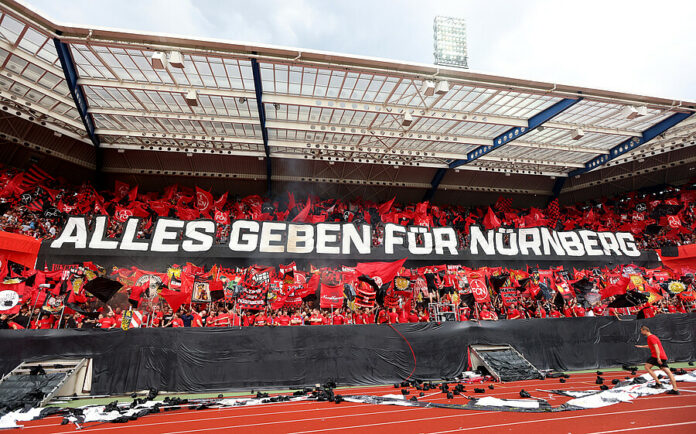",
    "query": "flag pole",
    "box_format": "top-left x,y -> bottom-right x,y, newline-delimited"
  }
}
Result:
56,305 -> 65,329
26,288 -> 43,328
